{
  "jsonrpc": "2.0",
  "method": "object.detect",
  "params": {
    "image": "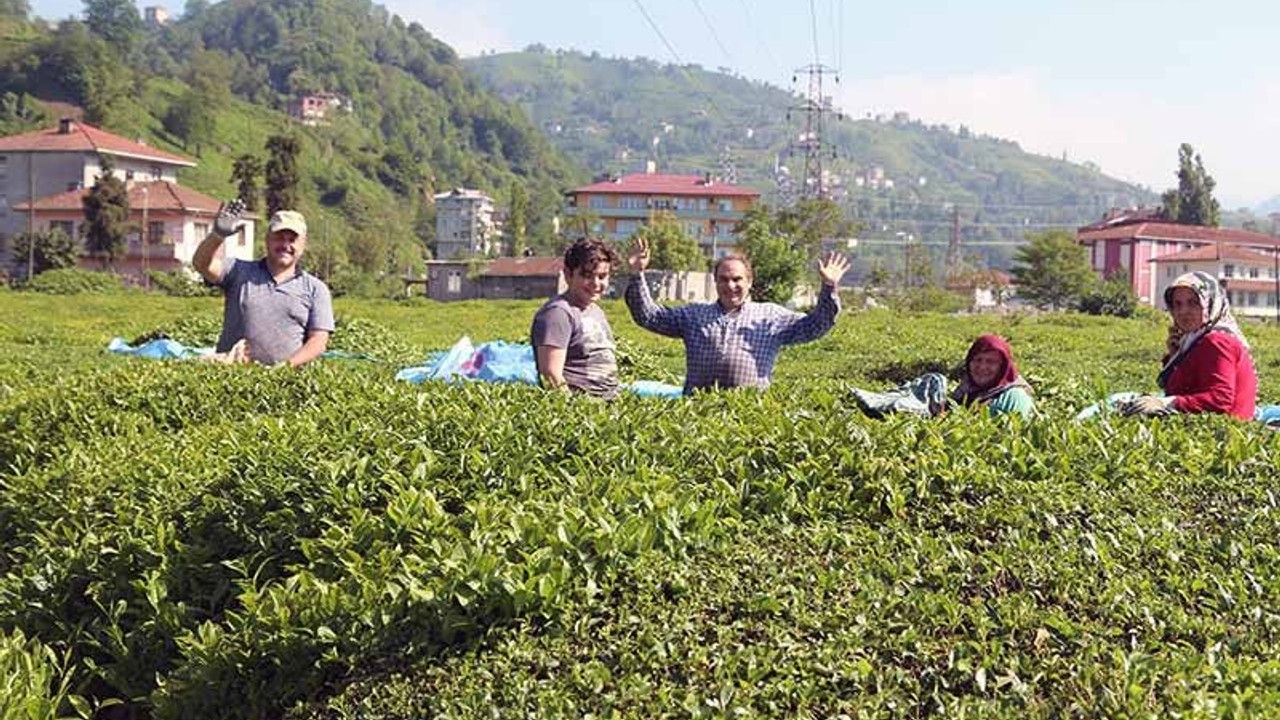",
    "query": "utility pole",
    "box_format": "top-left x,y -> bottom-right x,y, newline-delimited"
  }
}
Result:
141,185 -> 150,288
26,157 -> 35,279
946,205 -> 961,269
787,63 -> 841,202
